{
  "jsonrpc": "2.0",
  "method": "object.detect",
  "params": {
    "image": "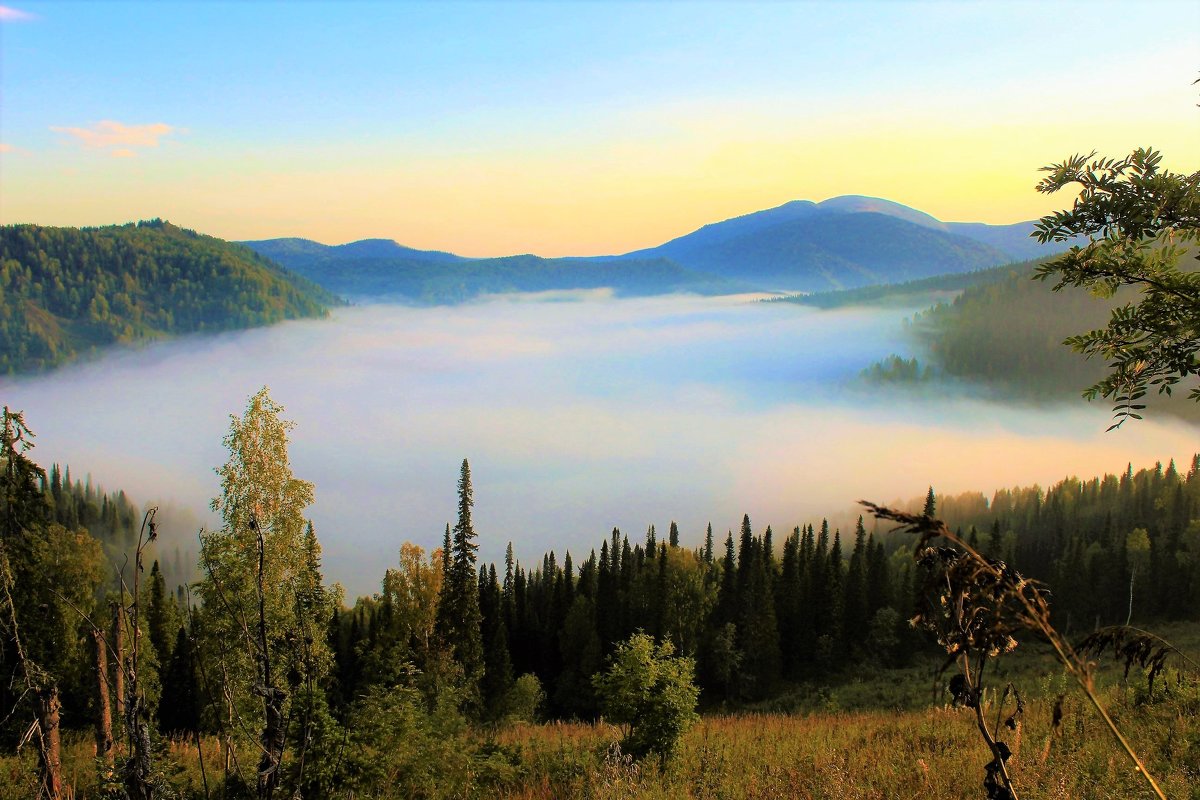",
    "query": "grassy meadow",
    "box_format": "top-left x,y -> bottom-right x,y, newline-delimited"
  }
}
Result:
6,624 -> 1197,800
